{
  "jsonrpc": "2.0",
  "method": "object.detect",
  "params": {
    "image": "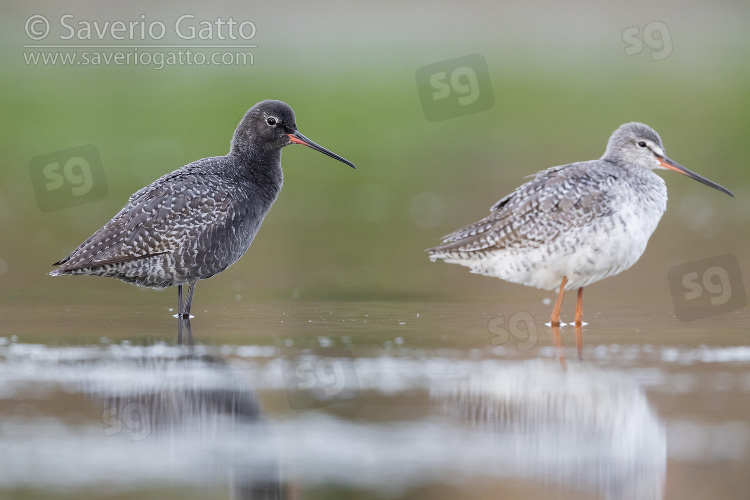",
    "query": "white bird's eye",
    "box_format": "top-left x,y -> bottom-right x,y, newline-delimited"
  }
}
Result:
637,141 -> 647,147
266,117 -> 277,126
